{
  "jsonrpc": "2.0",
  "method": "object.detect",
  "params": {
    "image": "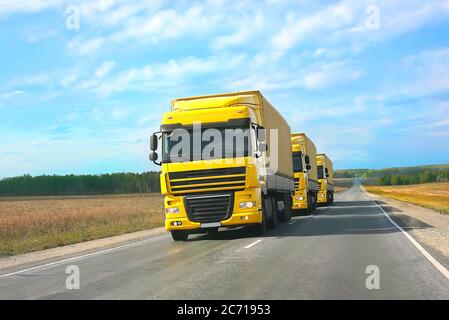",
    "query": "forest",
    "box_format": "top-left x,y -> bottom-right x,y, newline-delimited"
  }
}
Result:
335,164 -> 449,186
0,172 -> 161,196
2,164 -> 449,196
